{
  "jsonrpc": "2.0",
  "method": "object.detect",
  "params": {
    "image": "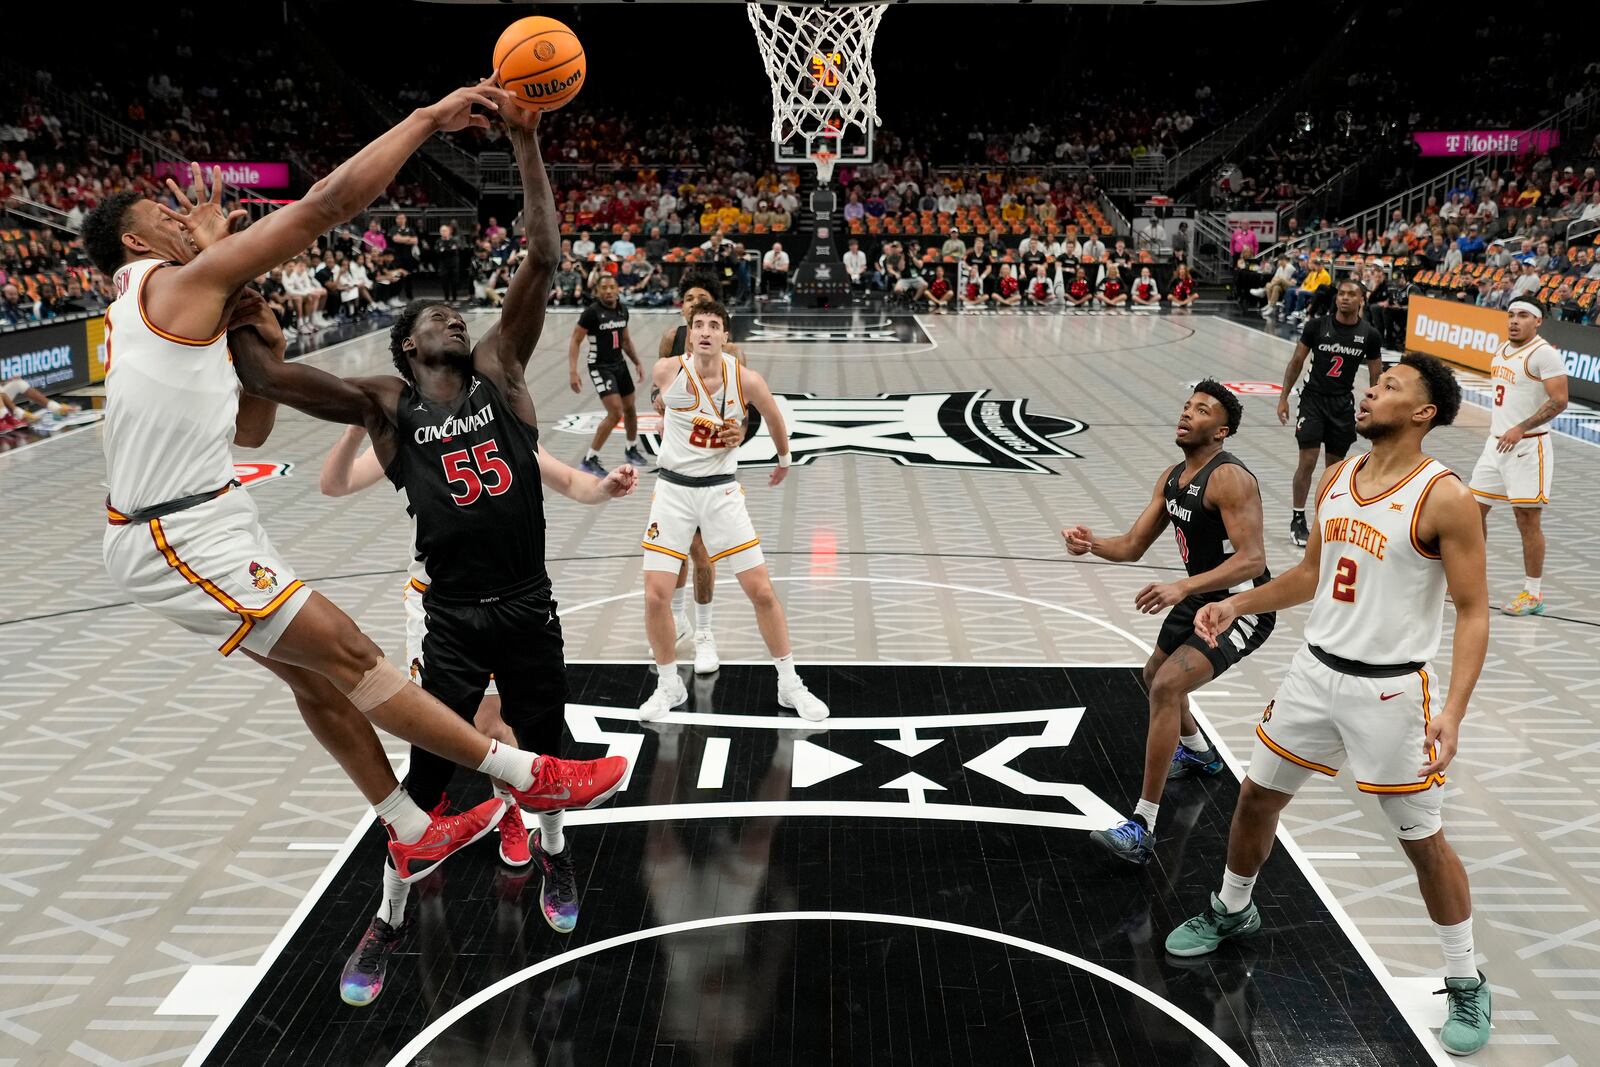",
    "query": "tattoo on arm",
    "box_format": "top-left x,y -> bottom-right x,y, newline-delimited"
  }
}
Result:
1519,397 -> 1565,433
